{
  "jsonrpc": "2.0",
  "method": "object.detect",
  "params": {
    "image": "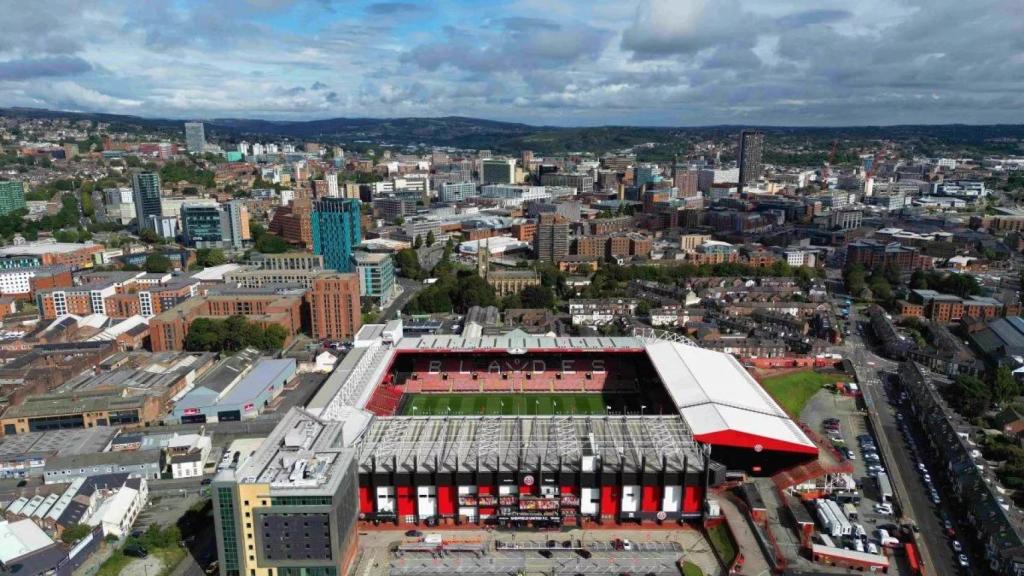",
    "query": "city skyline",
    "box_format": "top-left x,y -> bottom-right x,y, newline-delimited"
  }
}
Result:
1,0 -> 1022,127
